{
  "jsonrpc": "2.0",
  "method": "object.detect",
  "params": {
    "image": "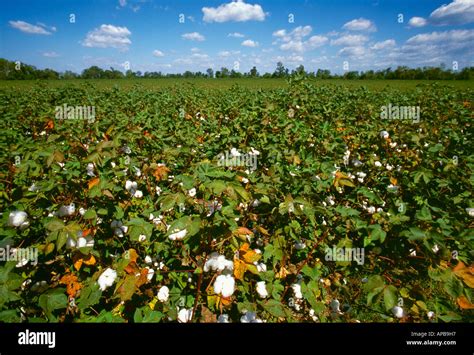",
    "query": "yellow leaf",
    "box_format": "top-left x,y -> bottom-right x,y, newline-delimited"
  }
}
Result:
88,177 -> 100,190
233,258 -> 247,281
242,249 -> 261,264
390,177 -> 398,186
453,262 -> 474,288
457,295 -> 474,309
